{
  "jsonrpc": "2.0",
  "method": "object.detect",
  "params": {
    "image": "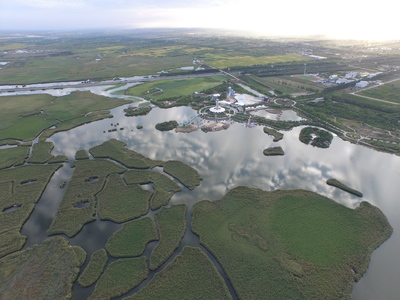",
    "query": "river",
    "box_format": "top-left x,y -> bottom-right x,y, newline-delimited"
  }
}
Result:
11,85 -> 400,299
